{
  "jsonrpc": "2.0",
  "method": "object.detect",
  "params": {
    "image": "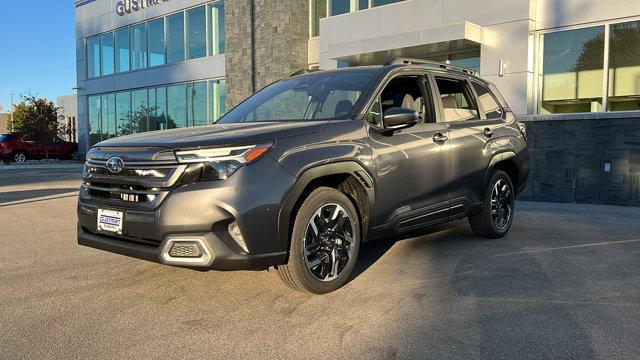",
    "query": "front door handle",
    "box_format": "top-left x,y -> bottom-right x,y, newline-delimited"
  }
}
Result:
432,132 -> 448,143
484,128 -> 494,138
